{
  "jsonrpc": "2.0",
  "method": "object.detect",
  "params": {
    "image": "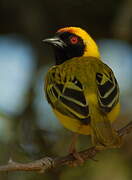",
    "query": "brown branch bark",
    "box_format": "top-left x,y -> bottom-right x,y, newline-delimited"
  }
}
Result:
0,121 -> 132,173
